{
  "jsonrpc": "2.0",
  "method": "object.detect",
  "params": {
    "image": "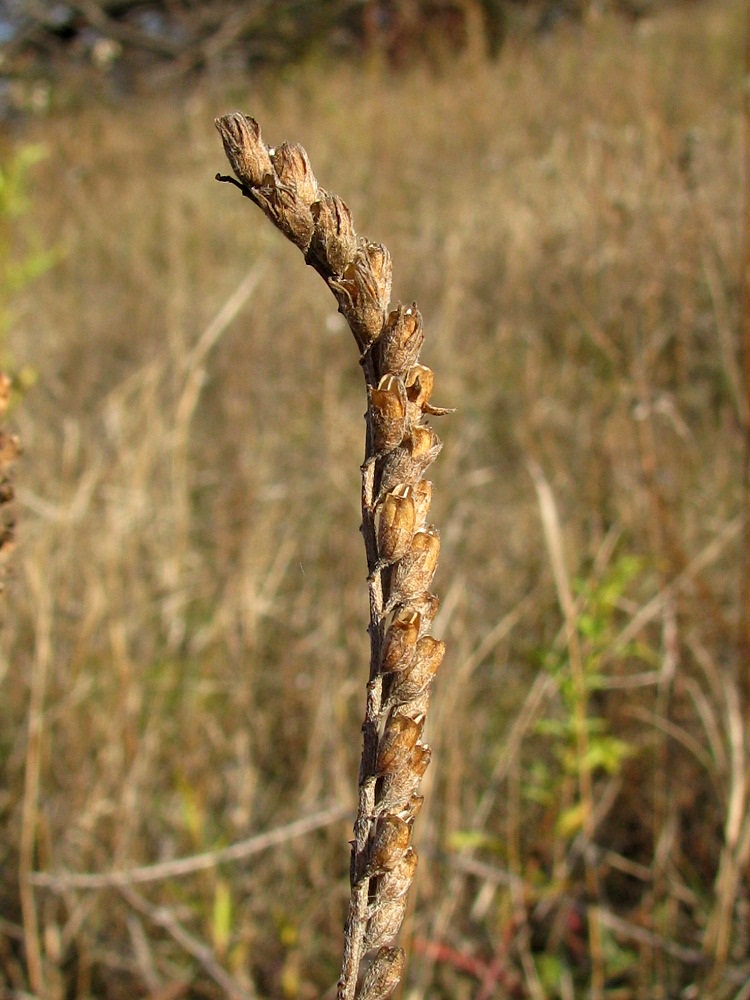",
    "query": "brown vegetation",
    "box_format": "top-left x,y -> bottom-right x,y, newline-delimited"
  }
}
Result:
0,1 -> 747,997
